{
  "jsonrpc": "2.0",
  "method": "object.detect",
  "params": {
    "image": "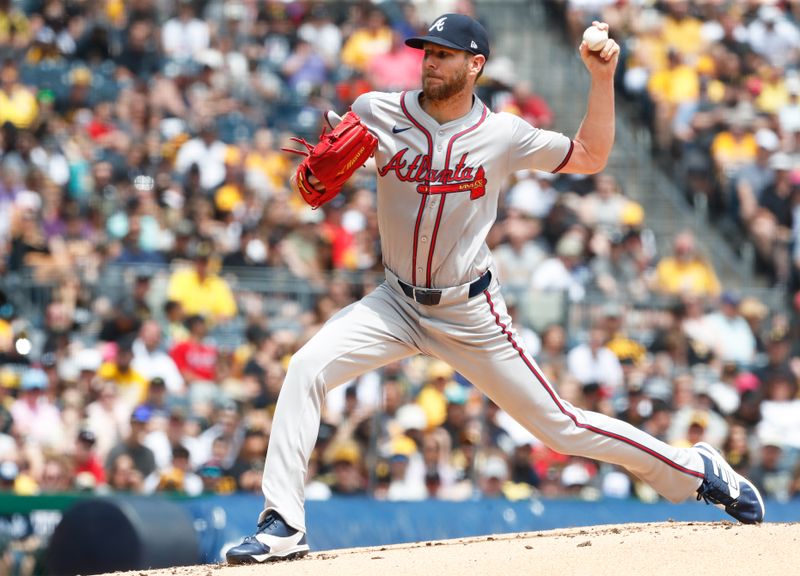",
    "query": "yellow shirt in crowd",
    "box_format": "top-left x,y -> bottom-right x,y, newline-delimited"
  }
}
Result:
647,65 -> 699,105
0,86 -> 38,128
167,268 -> 237,321
654,258 -> 721,298
97,363 -> 149,406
